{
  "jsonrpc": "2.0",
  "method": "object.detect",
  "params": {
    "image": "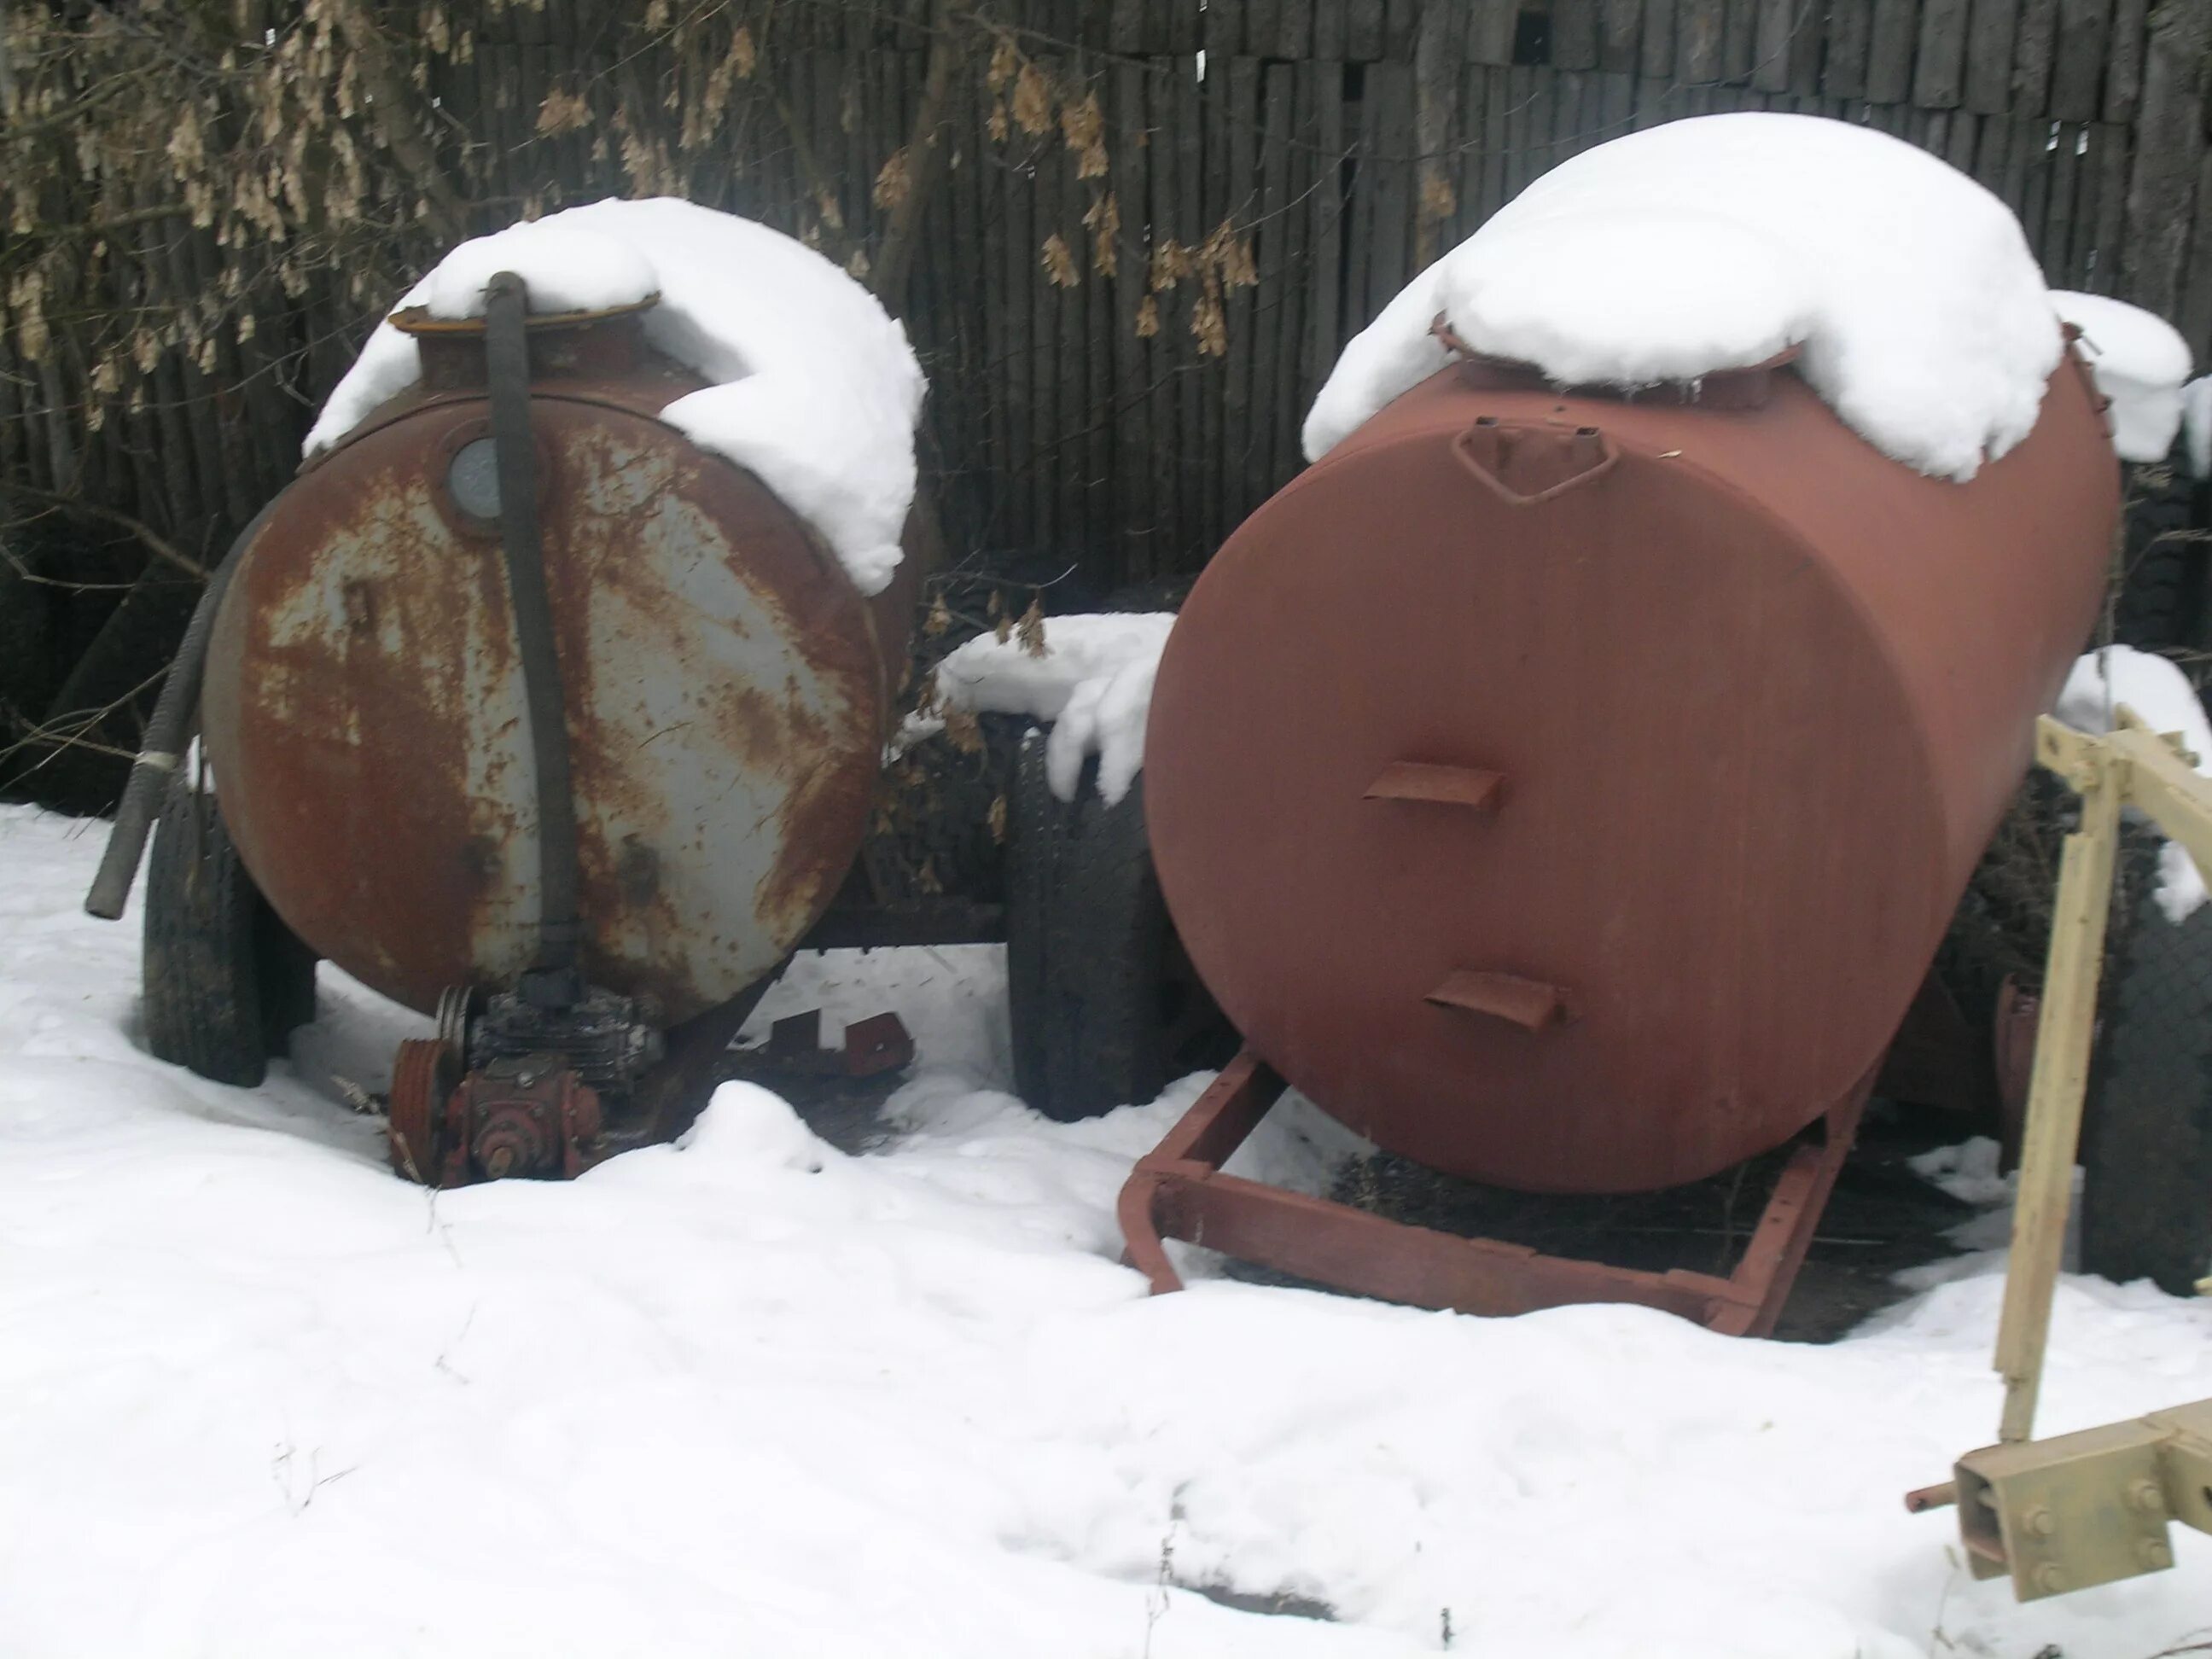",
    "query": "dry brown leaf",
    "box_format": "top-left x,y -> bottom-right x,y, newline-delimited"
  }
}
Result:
1420,172 -> 1457,222
874,148 -> 912,212
1083,191 -> 1120,277
987,37 -> 1019,92
1191,288 -> 1226,357
731,25 -> 756,79
923,592 -> 952,637
1012,63 -> 1051,137
1149,238 -> 1191,291
987,795 -> 1008,845
1041,232 -> 1079,288
987,102 -> 1010,144
535,87 -> 591,137
1135,294 -> 1159,338
943,705 -> 985,755
1016,597 -> 1046,657
1061,91 -> 1108,178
